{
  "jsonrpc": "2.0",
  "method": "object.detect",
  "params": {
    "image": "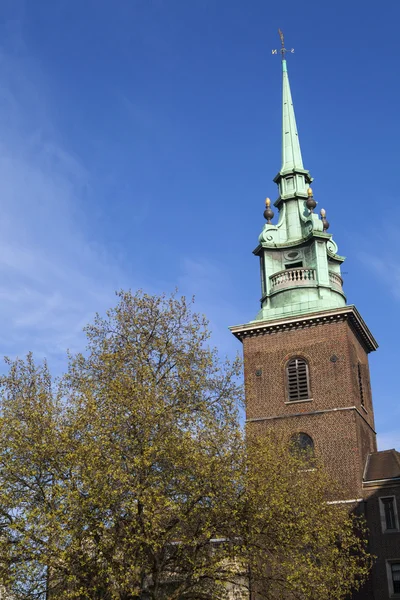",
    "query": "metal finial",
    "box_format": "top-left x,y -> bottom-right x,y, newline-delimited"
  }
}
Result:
272,29 -> 294,57
320,208 -> 330,231
263,197 -> 274,224
306,187 -> 317,213
278,29 -> 285,49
